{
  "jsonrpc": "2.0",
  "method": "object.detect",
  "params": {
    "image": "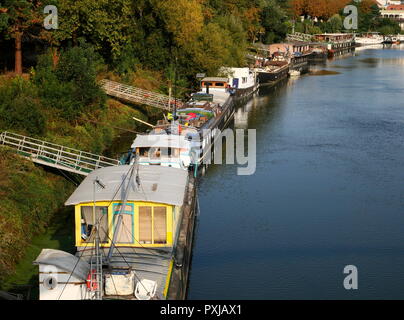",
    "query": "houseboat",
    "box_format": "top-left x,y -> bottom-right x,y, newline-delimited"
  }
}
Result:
255,56 -> 290,86
263,42 -> 312,75
125,70 -> 258,171
313,33 -> 355,57
219,67 -> 259,98
288,41 -> 312,71
355,32 -> 384,45
308,44 -> 328,63
384,35 -> 401,44
34,163 -> 197,300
